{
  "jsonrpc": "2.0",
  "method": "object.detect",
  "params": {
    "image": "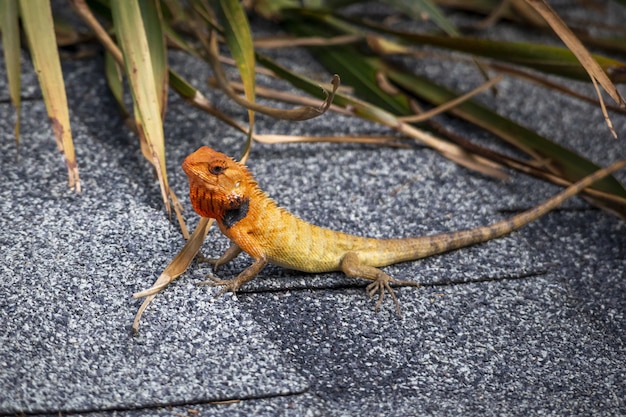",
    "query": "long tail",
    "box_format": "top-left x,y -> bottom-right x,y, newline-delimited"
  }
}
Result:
374,157 -> 626,266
